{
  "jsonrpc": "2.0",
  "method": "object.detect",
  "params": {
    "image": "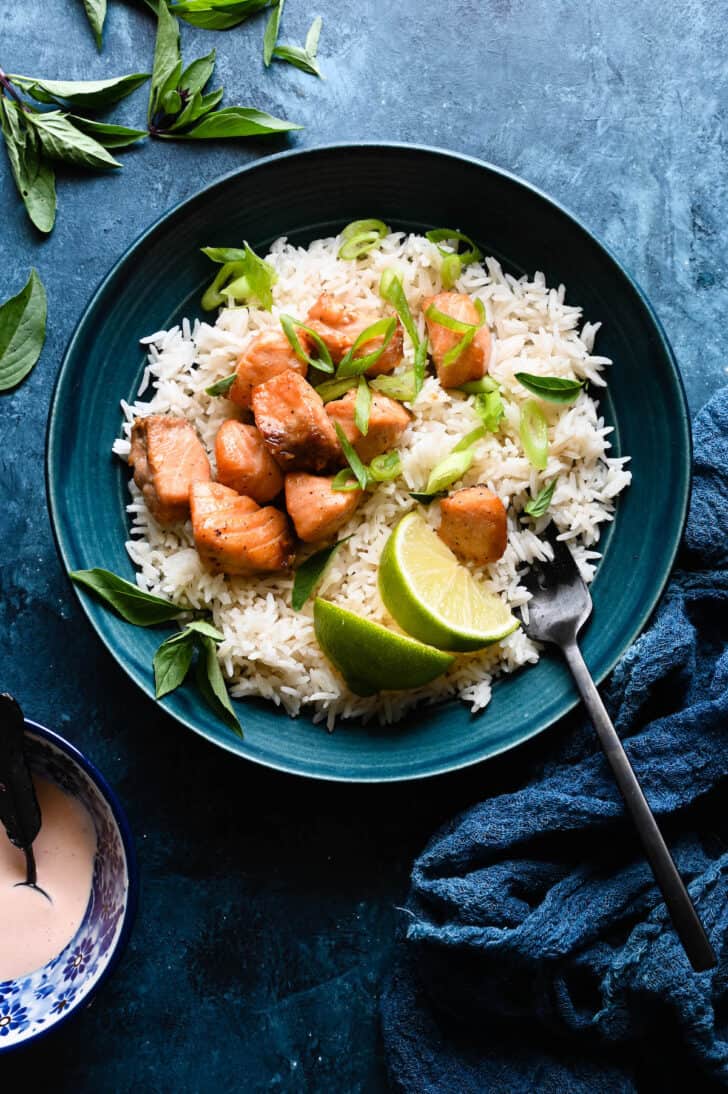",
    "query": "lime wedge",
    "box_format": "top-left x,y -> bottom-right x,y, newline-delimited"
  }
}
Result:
313,598 -> 455,696
378,511 -> 519,652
